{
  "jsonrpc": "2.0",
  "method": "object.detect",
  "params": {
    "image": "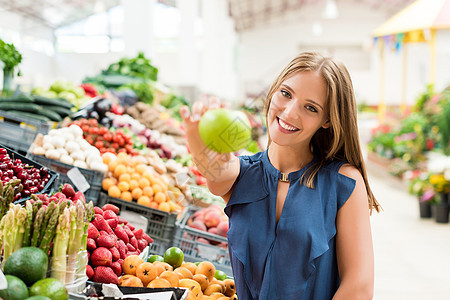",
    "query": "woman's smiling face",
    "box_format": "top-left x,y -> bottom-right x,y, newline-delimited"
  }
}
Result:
267,70 -> 329,148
